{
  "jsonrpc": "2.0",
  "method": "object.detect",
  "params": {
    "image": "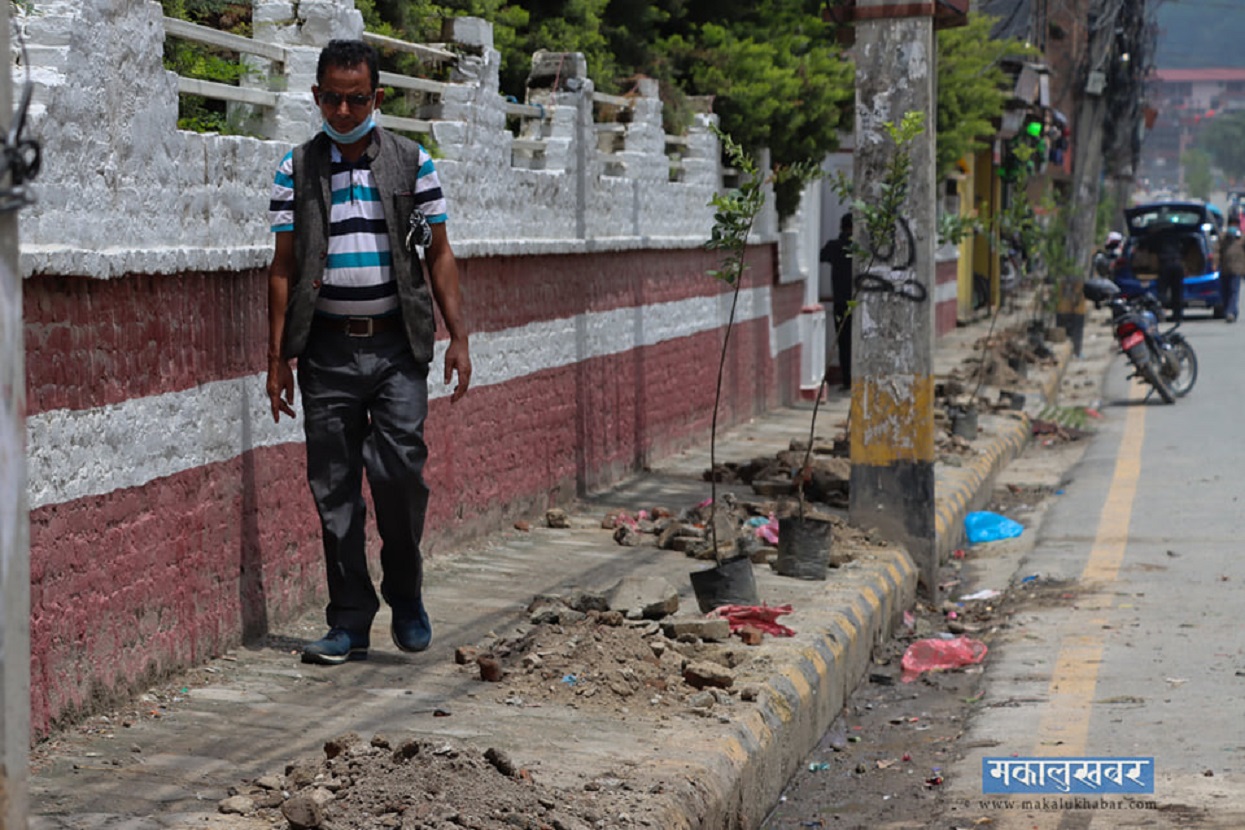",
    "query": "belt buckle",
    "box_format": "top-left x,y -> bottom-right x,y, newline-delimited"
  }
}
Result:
347,317 -> 373,337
